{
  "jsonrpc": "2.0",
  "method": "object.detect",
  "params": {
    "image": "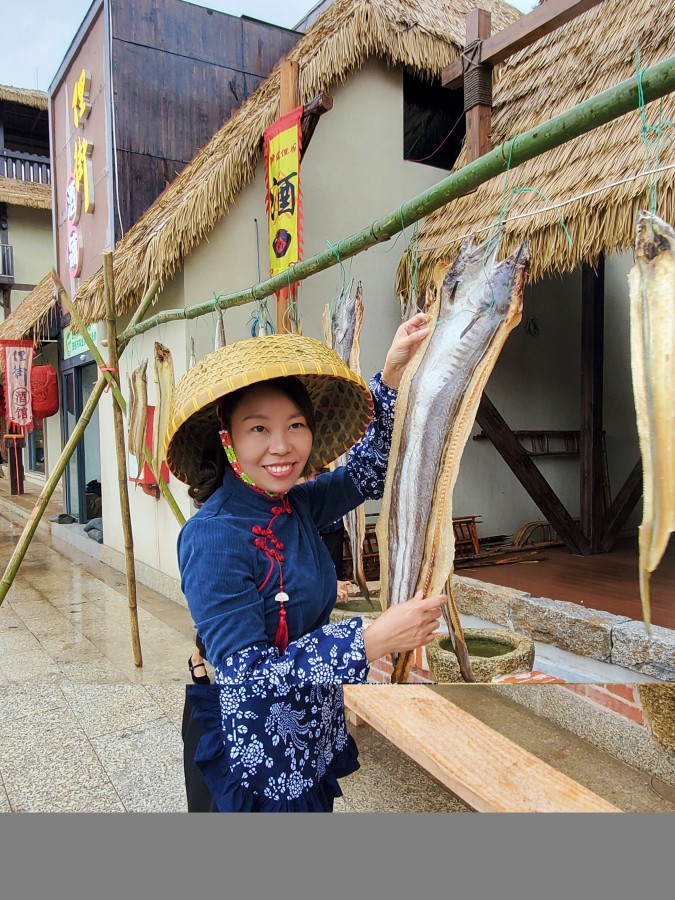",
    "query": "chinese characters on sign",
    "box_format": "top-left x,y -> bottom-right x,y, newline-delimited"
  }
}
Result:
0,340 -> 35,431
264,107 -> 303,279
66,68 -> 95,279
